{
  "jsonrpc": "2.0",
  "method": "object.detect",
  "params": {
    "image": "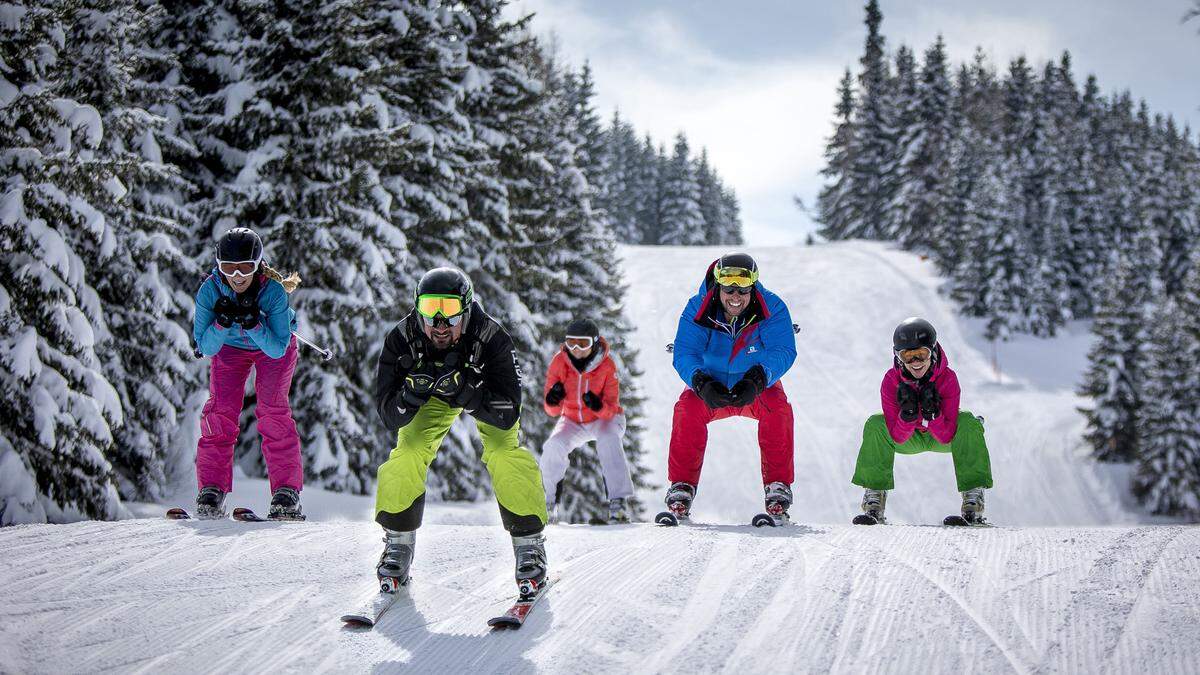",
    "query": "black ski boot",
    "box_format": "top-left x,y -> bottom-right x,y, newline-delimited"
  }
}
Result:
195,486 -> 226,520
268,486 -> 304,521
377,529 -> 415,593
608,497 -> 630,524
656,481 -> 695,525
512,532 -> 548,600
